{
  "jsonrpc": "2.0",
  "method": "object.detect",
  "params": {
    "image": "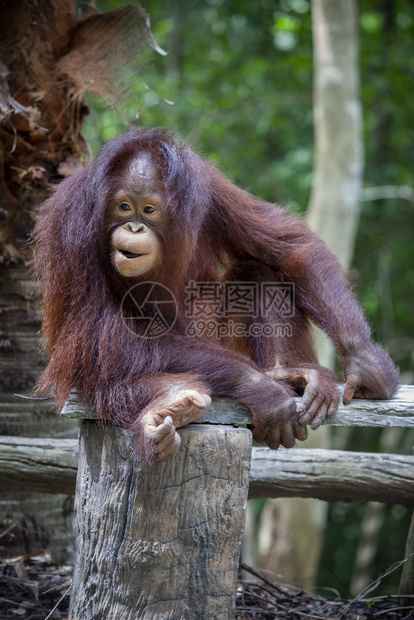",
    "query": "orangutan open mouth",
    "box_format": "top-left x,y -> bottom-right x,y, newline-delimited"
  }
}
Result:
119,249 -> 144,259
